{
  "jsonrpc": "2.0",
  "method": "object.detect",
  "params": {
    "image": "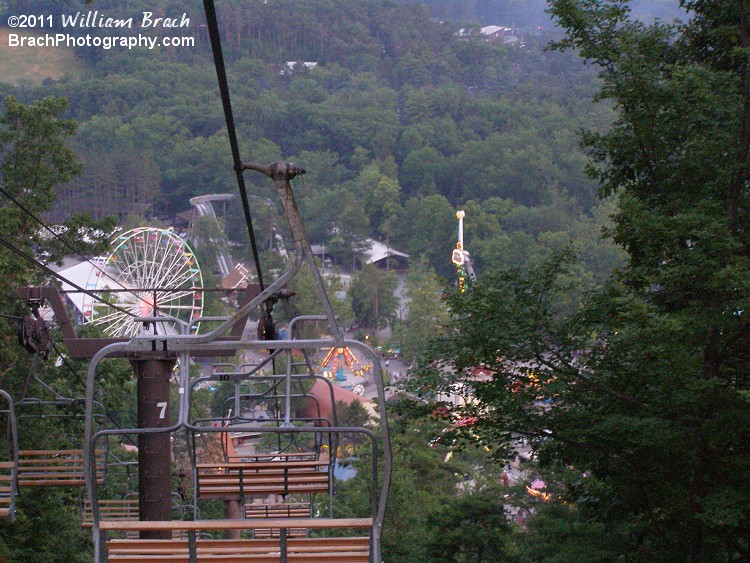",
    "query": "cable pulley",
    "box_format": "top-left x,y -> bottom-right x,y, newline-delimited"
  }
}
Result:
17,303 -> 50,360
